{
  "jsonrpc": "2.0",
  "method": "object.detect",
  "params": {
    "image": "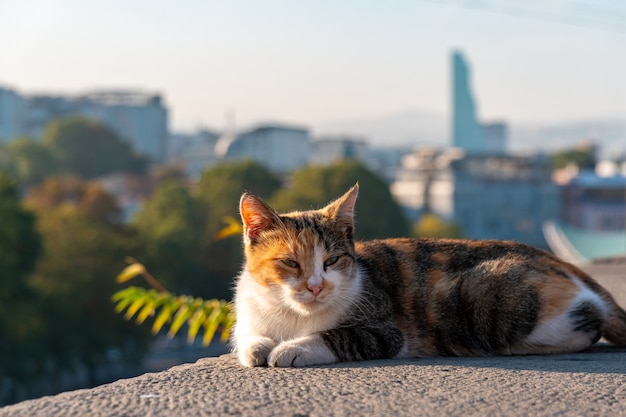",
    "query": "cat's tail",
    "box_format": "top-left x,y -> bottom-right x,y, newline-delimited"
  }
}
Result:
570,265 -> 626,346
602,300 -> 626,346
